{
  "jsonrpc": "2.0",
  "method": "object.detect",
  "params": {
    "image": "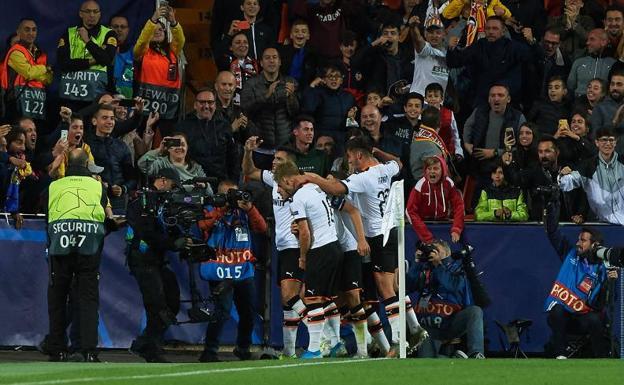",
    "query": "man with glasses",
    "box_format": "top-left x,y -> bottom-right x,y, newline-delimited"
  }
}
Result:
178,88 -> 238,190
57,1 -> 117,109
530,28 -> 571,101
110,15 -> 133,99
559,127 -> 624,225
